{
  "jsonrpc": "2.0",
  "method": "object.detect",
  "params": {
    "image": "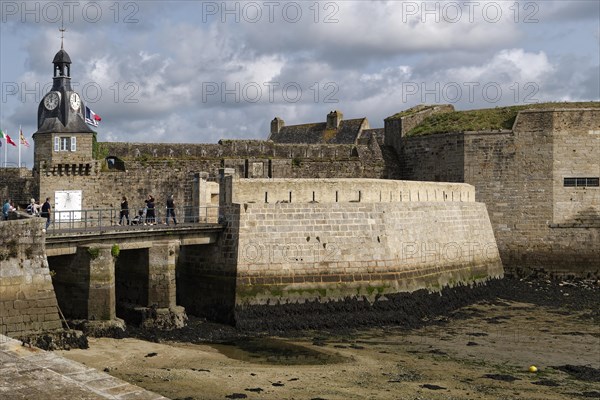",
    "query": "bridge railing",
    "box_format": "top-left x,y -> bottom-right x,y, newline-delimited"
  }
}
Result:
44,205 -> 220,233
